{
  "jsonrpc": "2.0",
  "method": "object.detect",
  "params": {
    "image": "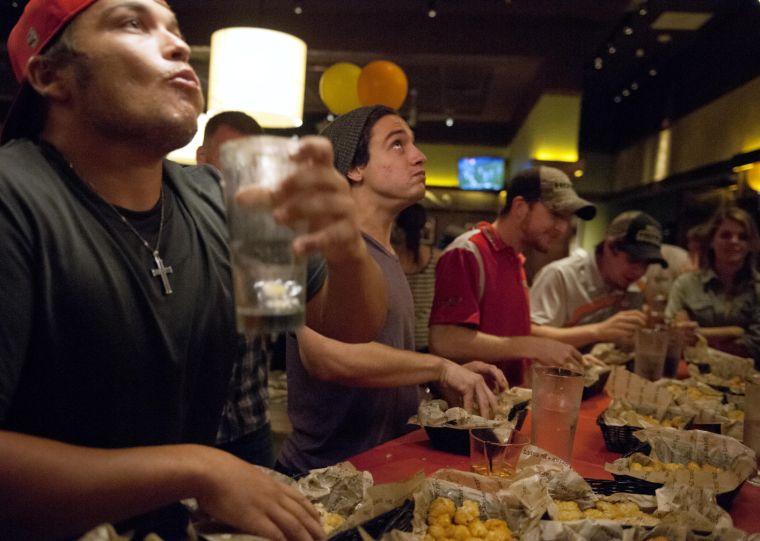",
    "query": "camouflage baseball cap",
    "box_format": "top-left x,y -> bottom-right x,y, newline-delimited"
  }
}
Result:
606,210 -> 667,268
506,166 -> 596,220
